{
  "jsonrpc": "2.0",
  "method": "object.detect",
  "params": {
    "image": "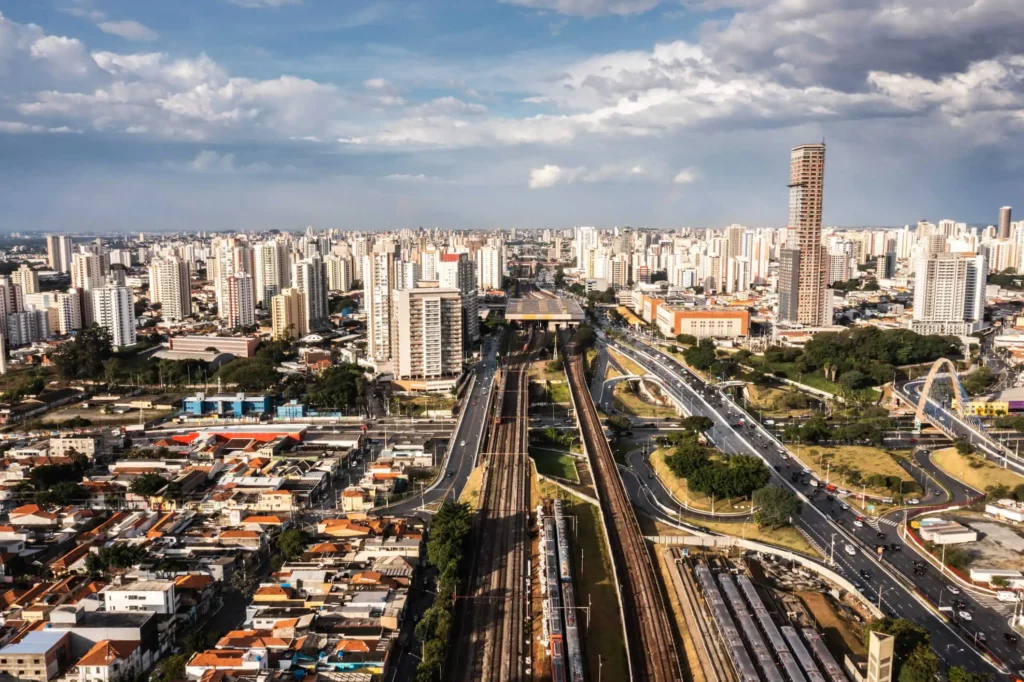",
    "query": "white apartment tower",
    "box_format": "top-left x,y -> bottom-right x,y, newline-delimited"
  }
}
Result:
253,240 -> 291,305
91,286 -> 136,350
149,257 -> 192,322
363,250 -> 394,361
46,235 -> 73,273
438,252 -> 479,346
326,255 -> 353,292
476,245 -> 504,290
391,284 -> 463,381
14,265 -> 38,295
224,273 -> 255,329
292,255 -> 330,331
911,252 -> 986,336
